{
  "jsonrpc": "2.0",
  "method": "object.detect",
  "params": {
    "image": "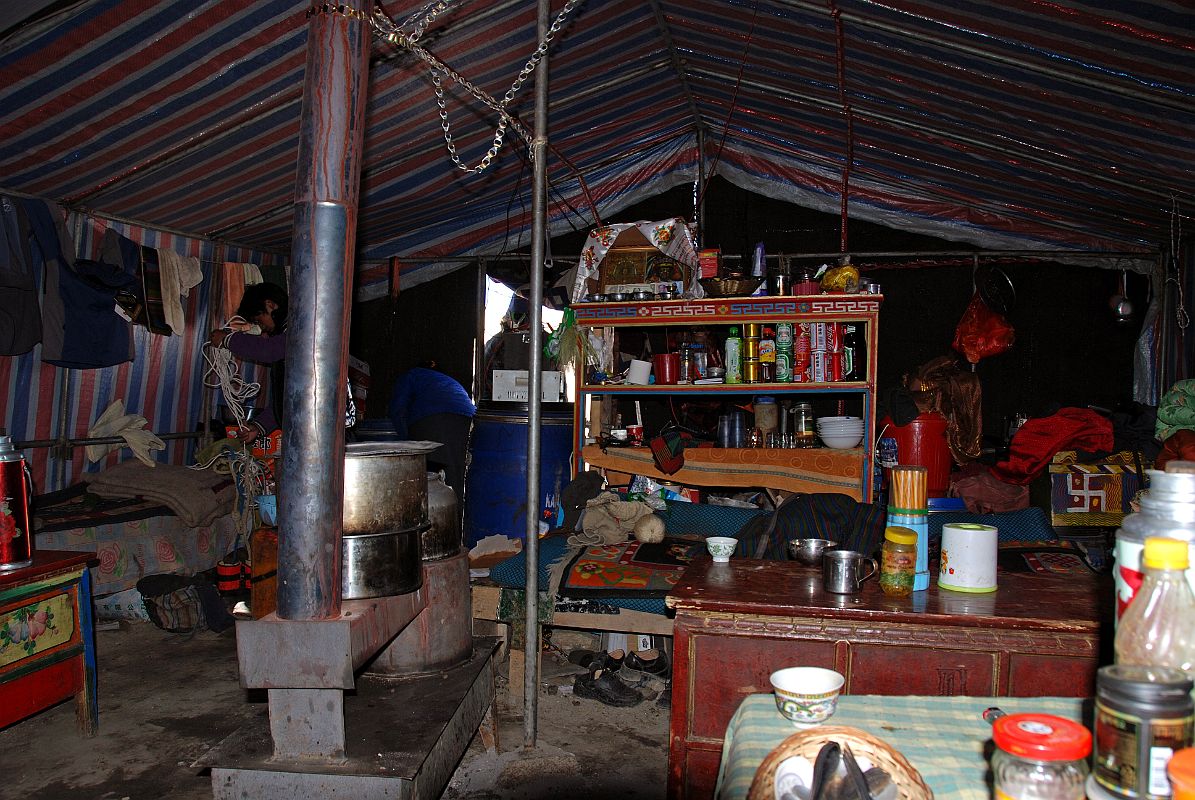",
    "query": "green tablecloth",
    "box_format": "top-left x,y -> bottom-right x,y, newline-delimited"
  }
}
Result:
716,694 -> 1087,799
